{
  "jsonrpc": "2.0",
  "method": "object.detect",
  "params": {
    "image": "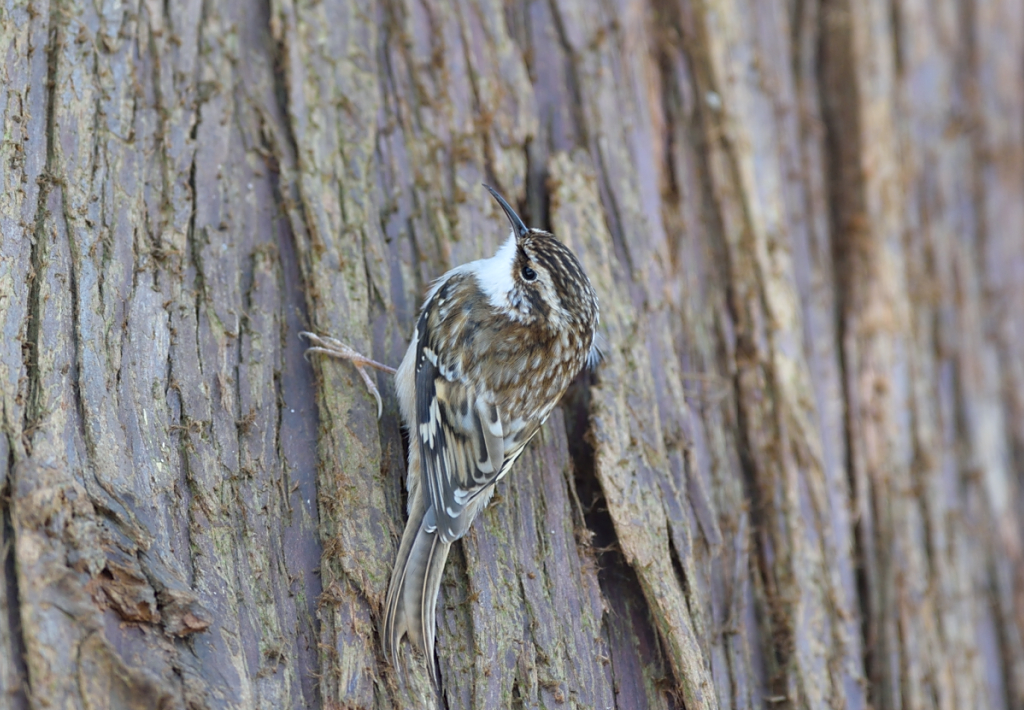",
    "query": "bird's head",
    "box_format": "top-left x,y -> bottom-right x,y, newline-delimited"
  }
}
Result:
473,185 -> 598,338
